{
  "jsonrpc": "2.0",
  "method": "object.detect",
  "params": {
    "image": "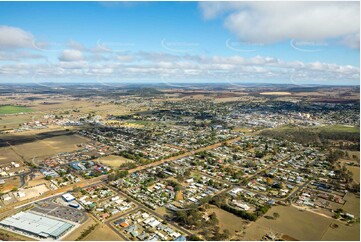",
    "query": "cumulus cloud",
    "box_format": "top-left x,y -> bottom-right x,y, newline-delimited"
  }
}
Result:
1,51 -> 359,85
59,49 -> 84,62
199,2 -> 360,47
0,25 -> 35,49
